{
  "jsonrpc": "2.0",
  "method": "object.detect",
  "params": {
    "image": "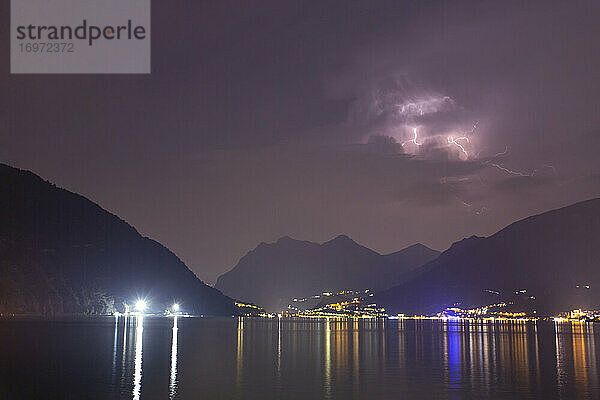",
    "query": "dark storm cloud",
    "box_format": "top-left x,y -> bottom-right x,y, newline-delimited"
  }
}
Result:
2,0 -> 600,282
492,176 -> 556,195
